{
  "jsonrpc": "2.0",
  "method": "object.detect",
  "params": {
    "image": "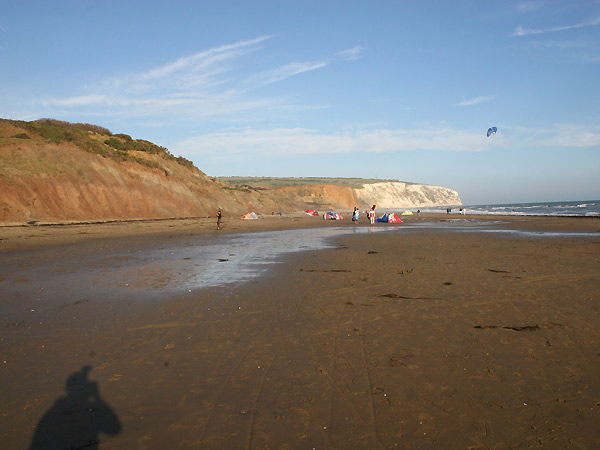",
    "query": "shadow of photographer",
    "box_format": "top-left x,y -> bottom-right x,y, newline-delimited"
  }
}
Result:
29,365 -> 121,450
